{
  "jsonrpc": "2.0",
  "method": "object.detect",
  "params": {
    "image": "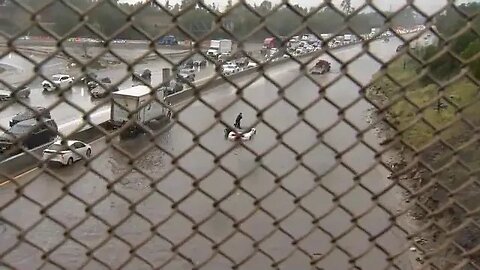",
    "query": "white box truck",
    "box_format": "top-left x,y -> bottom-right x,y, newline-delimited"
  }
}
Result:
343,34 -> 352,42
111,85 -> 171,137
206,39 -> 233,58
